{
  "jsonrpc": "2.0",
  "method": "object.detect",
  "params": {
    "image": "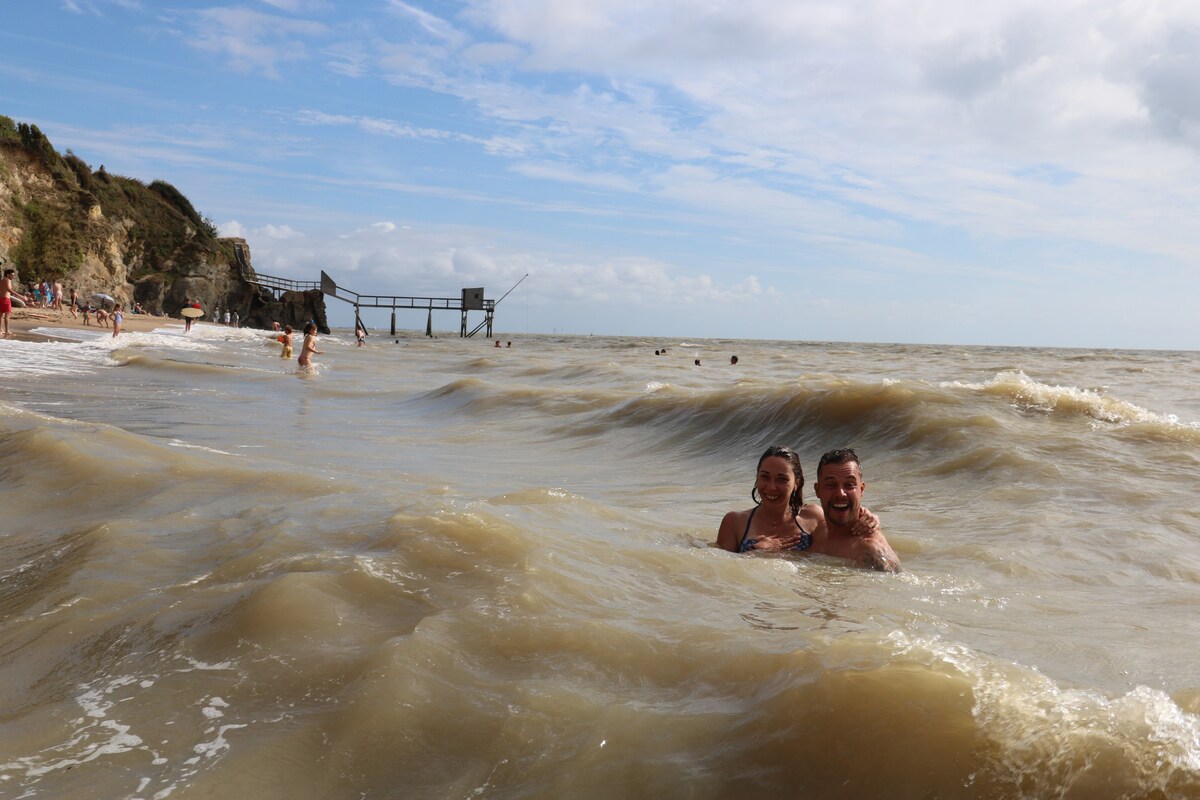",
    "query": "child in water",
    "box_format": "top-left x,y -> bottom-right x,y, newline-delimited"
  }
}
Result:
279,326 -> 293,359
298,322 -> 322,372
